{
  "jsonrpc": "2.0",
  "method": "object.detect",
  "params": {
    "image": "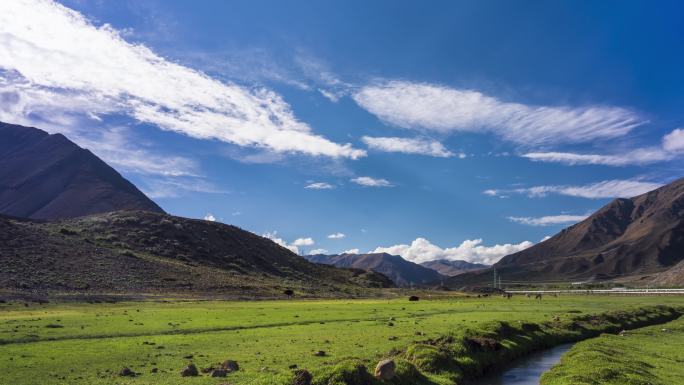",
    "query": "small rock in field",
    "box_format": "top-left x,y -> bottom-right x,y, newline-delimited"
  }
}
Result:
288,364 -> 298,369
313,350 -> 326,357
388,336 -> 398,341
150,367 -> 158,373
211,369 -> 228,377
374,359 -> 396,380
387,322 -> 394,326
183,354 -> 194,359
119,367 -> 135,377
293,369 -> 313,385
180,363 -> 199,377
222,360 -> 239,372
